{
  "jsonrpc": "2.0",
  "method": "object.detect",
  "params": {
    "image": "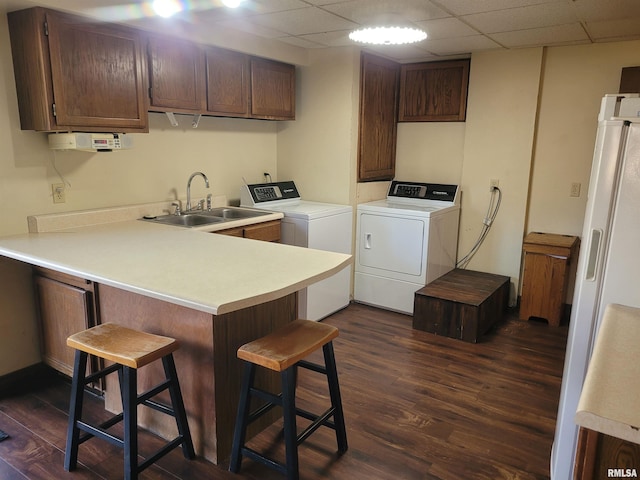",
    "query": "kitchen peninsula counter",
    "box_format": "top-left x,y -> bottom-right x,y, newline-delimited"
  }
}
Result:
0,214 -> 352,463
0,219 -> 350,316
